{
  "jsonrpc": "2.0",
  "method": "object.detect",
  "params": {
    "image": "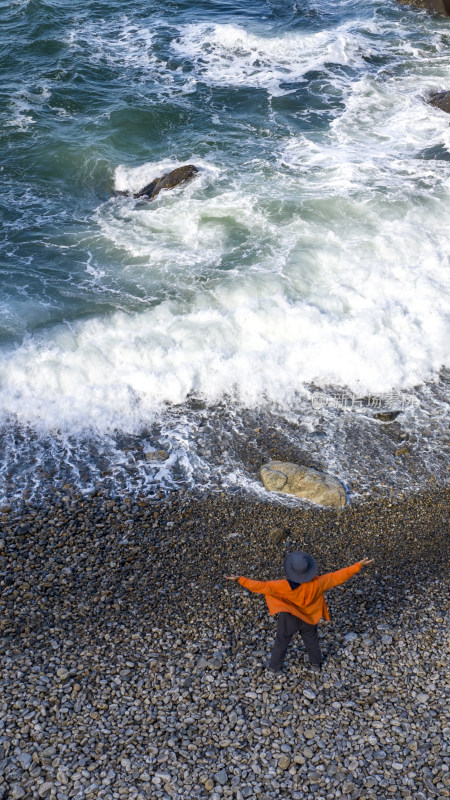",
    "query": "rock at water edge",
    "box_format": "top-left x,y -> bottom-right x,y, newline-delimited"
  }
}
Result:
260,461 -> 346,508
